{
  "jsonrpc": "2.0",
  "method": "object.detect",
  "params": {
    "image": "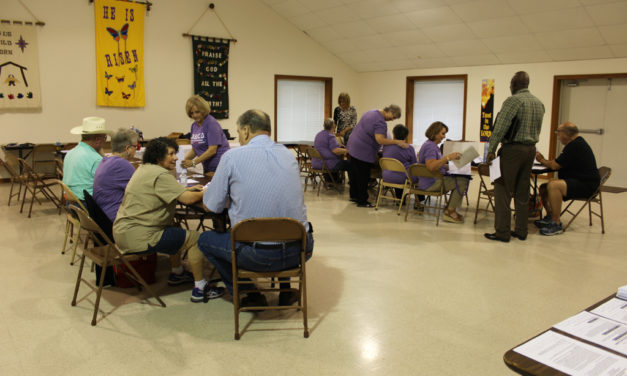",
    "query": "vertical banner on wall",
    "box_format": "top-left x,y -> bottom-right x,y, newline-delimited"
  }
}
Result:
192,36 -> 229,119
480,79 -> 495,142
0,23 -> 42,110
94,0 -> 145,107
